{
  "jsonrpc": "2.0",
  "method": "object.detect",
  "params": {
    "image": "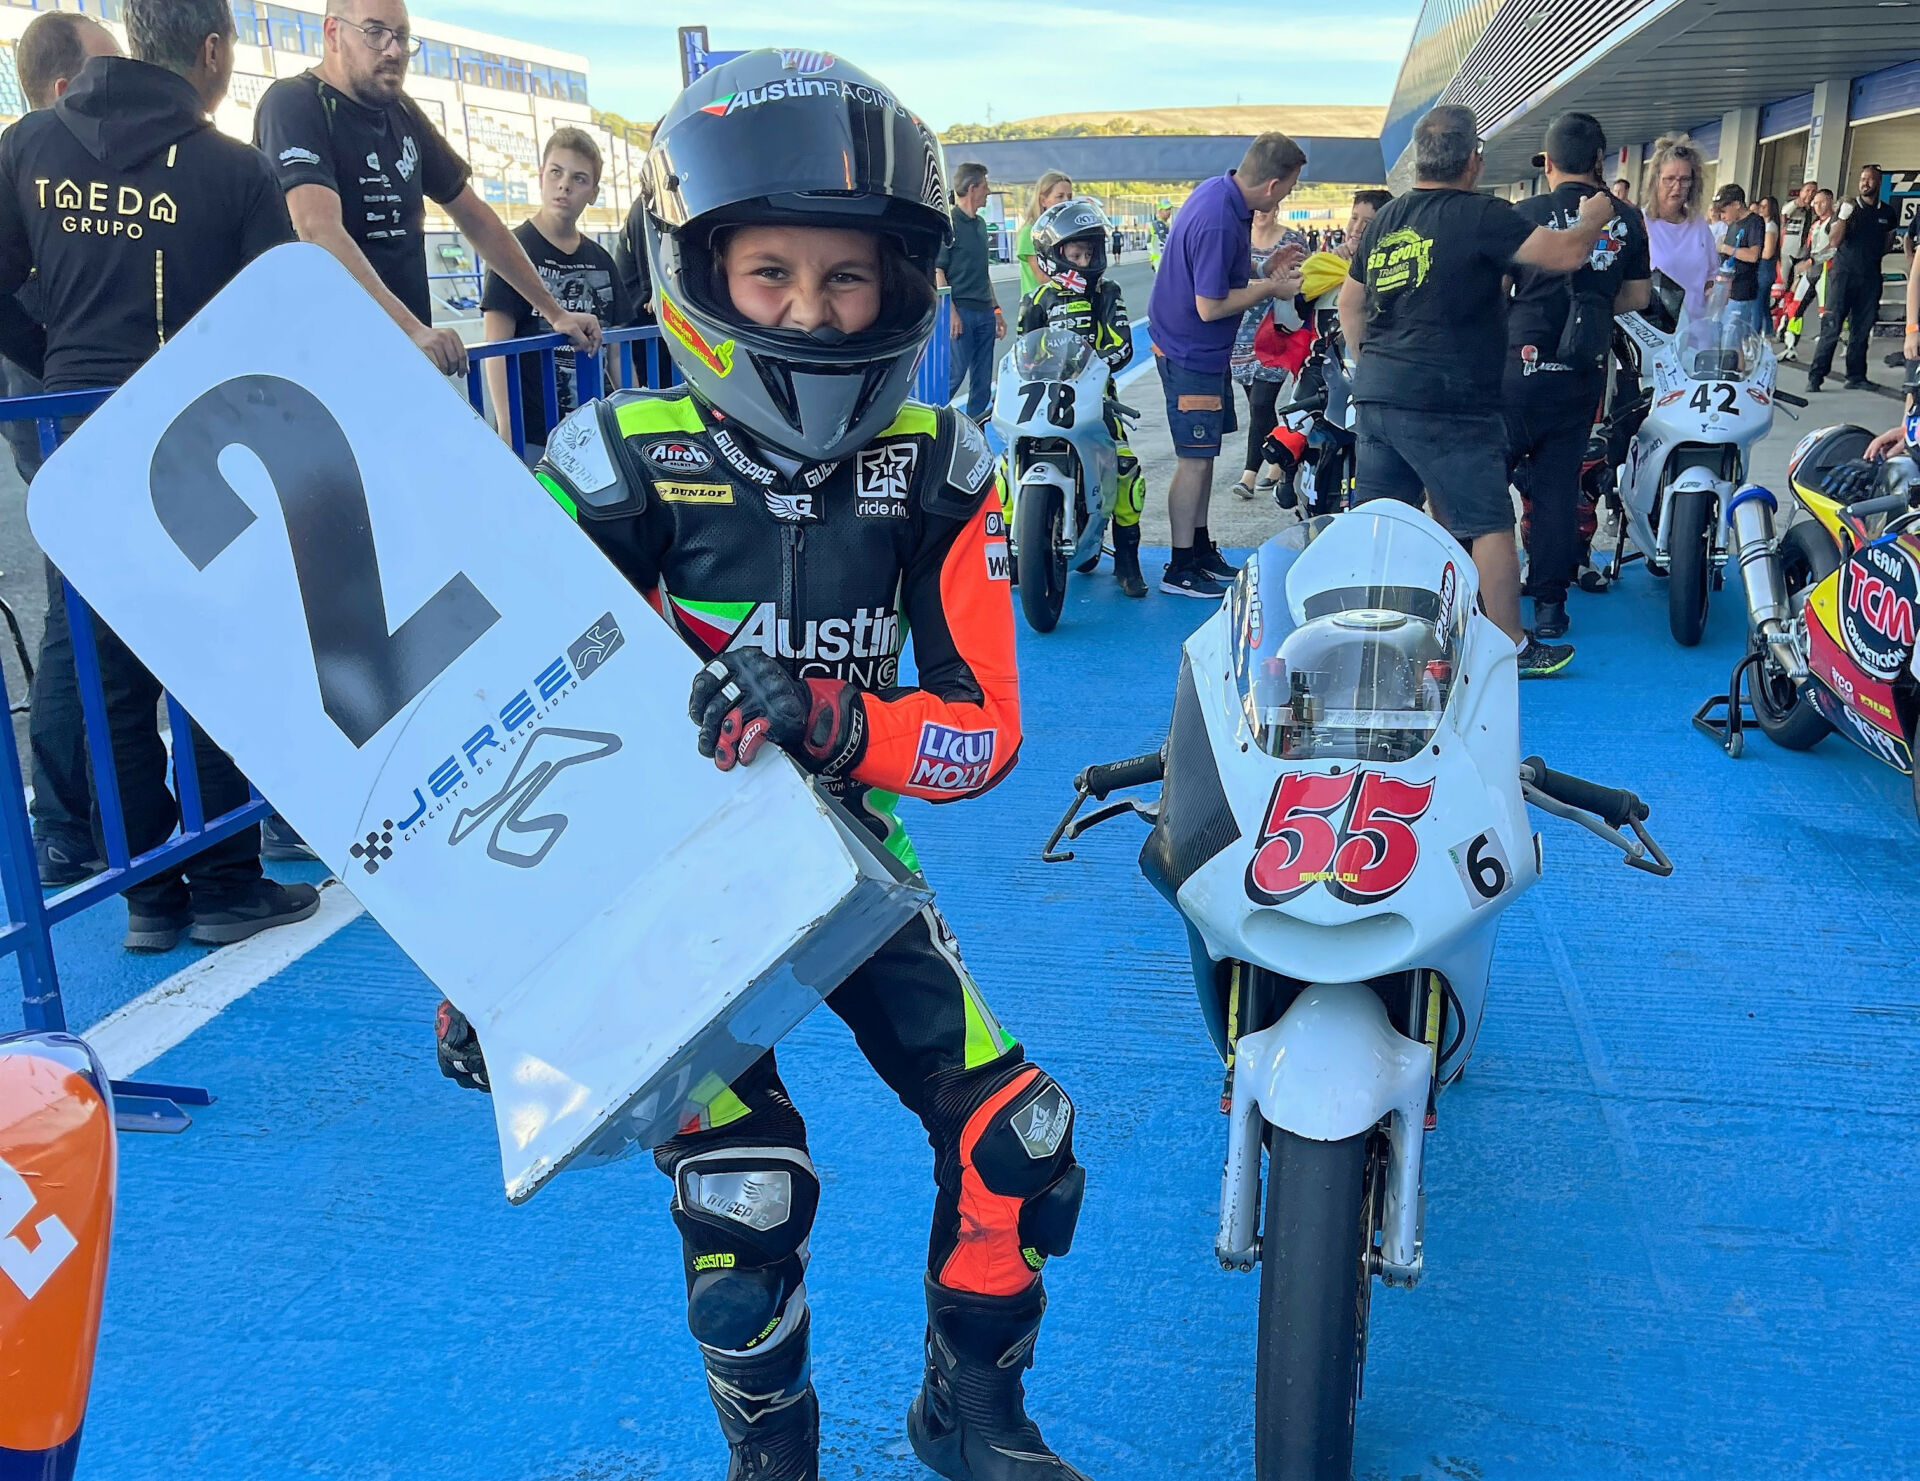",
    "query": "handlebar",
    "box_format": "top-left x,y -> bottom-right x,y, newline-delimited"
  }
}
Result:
1274,390 -> 1328,420
1081,751 -> 1165,799
1521,756 -> 1644,828
1842,490 -> 1914,521
1520,757 -> 1673,876
1773,389 -> 1809,408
